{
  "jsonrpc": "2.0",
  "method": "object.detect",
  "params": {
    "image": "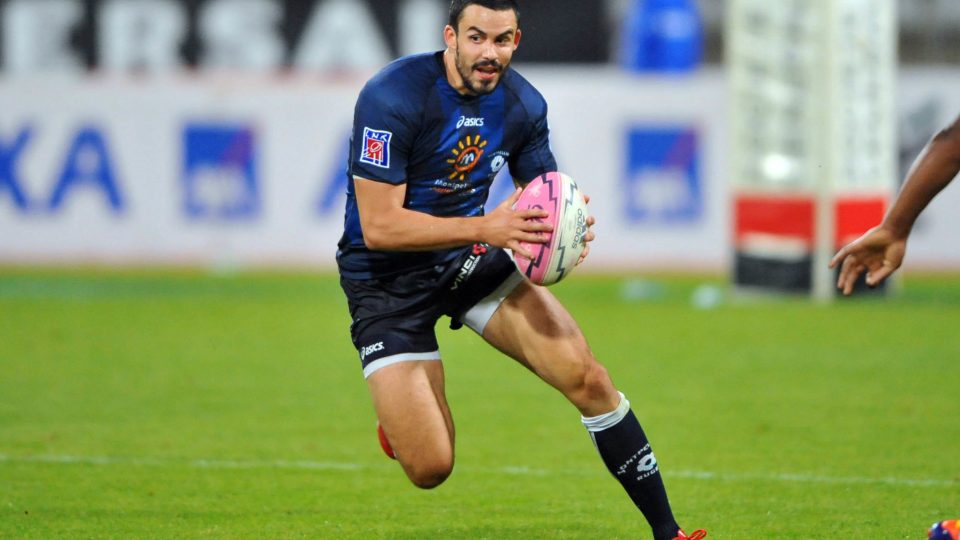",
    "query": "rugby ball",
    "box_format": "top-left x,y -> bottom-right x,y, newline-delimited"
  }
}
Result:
512,172 -> 589,286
